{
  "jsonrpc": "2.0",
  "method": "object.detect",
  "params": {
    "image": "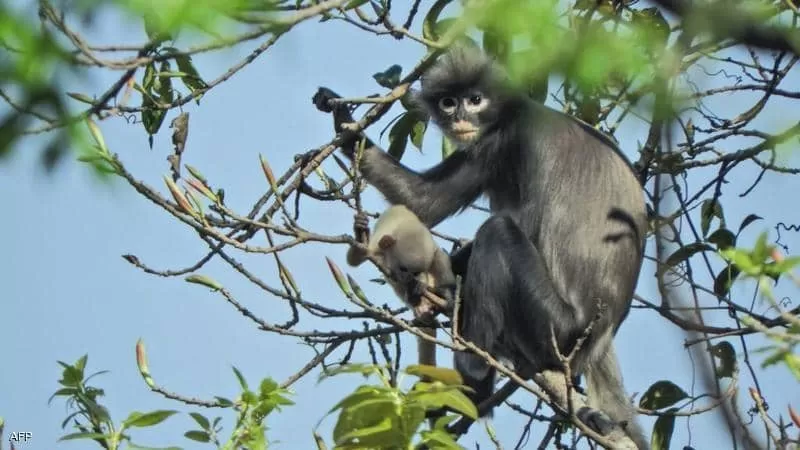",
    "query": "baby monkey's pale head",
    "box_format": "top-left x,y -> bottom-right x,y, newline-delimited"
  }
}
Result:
418,45 -> 509,144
